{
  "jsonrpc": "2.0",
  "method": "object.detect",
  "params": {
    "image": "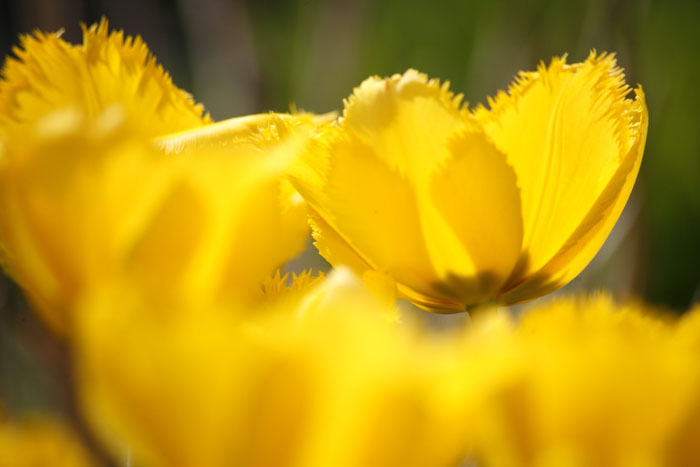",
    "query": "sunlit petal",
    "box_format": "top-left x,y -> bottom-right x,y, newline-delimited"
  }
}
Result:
0,18 -> 209,139
474,53 -> 647,302
429,126 -> 523,305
